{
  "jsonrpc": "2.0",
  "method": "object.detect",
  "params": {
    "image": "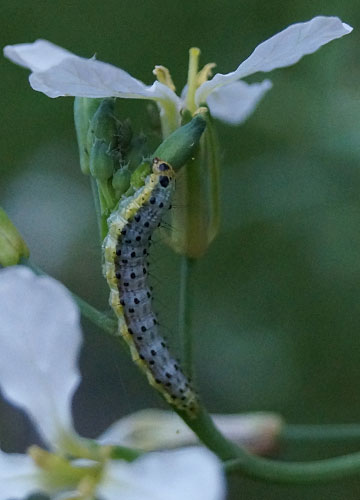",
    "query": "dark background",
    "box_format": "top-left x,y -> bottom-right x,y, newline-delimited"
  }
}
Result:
1,1 -> 360,498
